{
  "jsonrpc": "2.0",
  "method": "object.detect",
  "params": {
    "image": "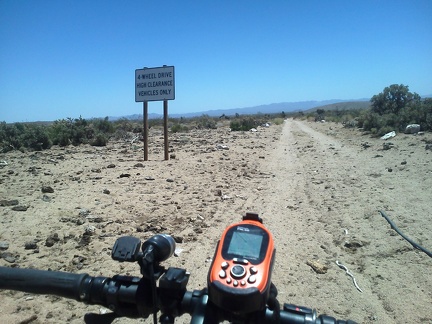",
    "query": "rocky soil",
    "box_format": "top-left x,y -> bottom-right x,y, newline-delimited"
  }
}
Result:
1,119 -> 431,324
